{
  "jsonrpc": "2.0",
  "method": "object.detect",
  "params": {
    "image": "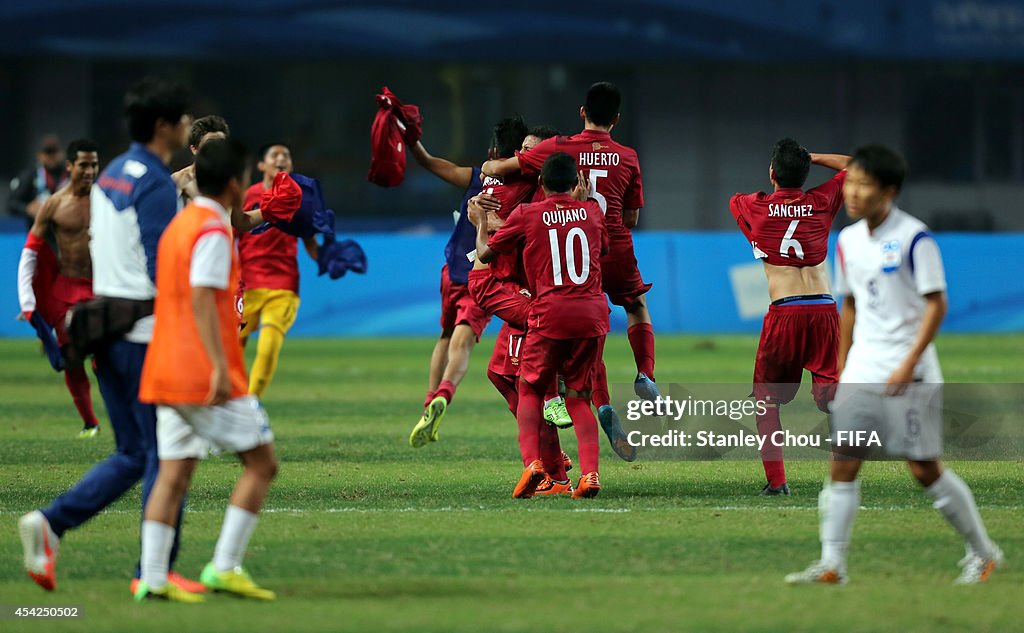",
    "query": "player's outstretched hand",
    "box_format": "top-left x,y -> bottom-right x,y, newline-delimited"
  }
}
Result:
884,362 -> 915,396
572,170 -> 592,201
